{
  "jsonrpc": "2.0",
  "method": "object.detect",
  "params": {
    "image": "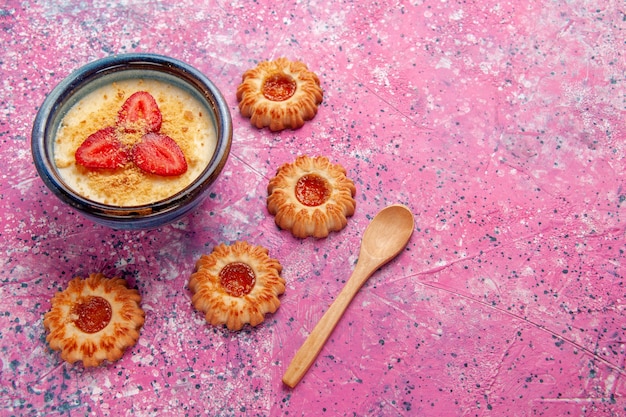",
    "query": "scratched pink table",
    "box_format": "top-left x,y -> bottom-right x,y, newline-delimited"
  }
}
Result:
1,1 -> 624,416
